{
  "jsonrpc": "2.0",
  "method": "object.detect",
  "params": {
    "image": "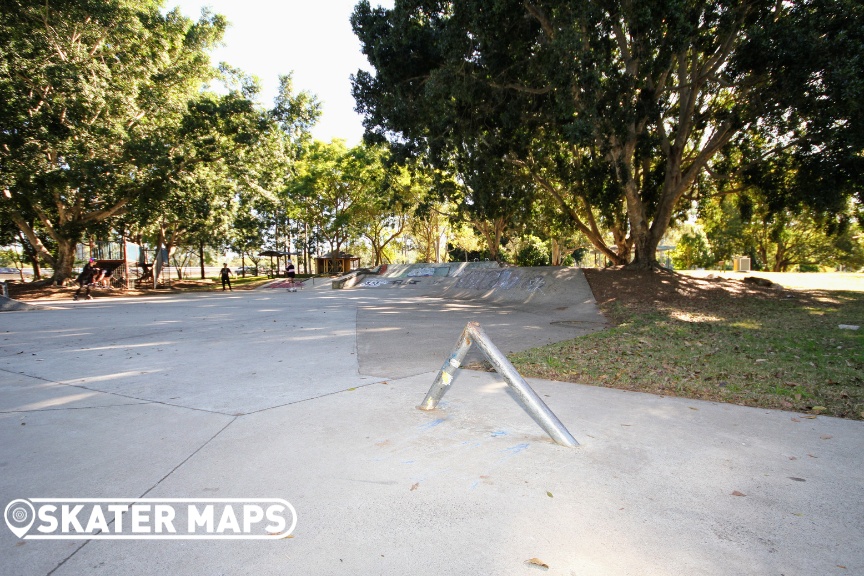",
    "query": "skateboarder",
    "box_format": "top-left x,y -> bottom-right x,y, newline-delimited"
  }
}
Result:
73,258 -> 100,300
